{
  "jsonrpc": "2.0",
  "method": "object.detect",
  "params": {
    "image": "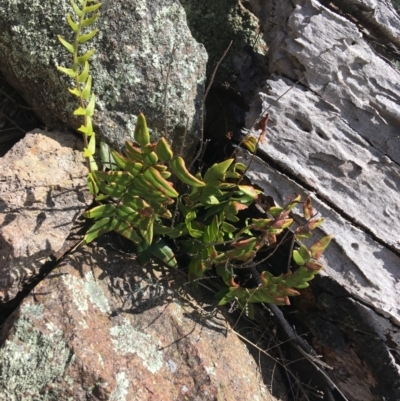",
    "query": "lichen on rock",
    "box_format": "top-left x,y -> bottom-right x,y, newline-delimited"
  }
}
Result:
0,0 -> 208,155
